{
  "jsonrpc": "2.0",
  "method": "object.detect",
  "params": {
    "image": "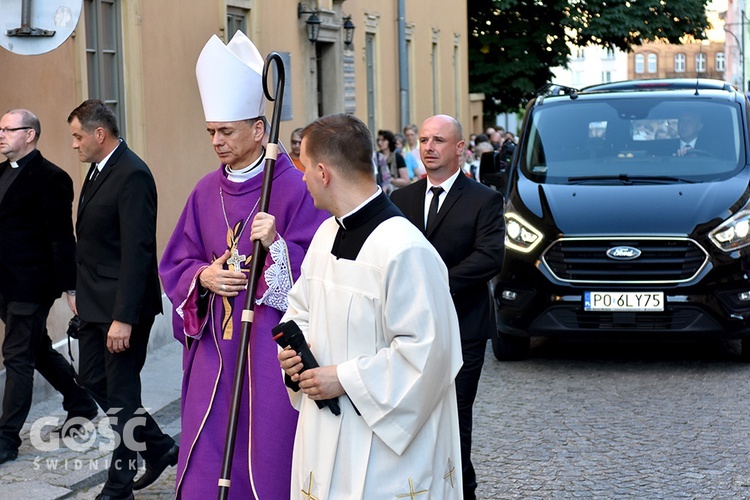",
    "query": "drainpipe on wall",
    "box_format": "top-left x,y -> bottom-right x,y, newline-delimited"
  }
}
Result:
398,0 -> 409,128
